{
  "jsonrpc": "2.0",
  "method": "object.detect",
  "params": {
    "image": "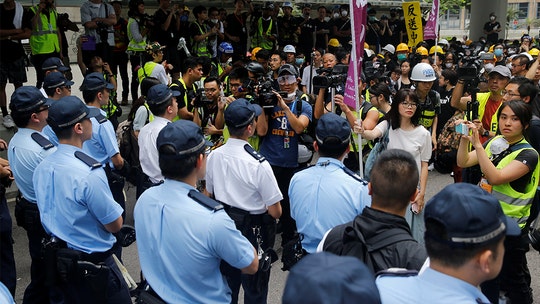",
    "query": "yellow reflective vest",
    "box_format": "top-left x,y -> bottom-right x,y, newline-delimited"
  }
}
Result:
30,6 -> 60,55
